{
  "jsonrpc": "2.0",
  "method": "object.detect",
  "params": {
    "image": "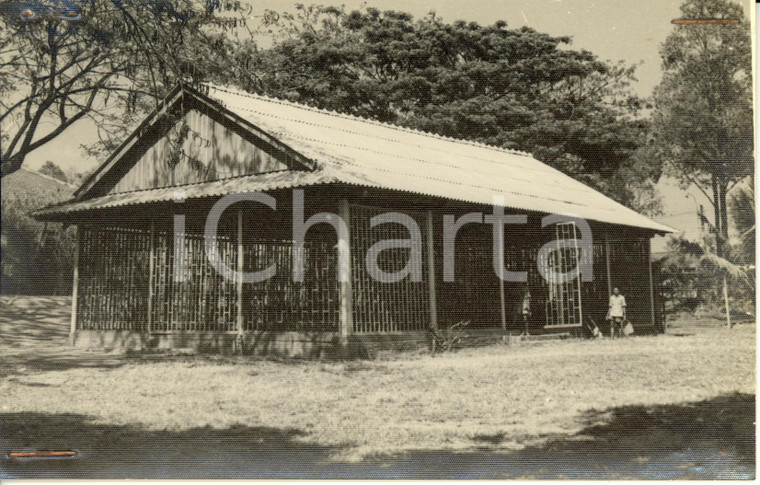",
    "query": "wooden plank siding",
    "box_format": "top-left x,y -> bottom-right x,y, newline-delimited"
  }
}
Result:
75,86 -> 315,200
110,109 -> 288,194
